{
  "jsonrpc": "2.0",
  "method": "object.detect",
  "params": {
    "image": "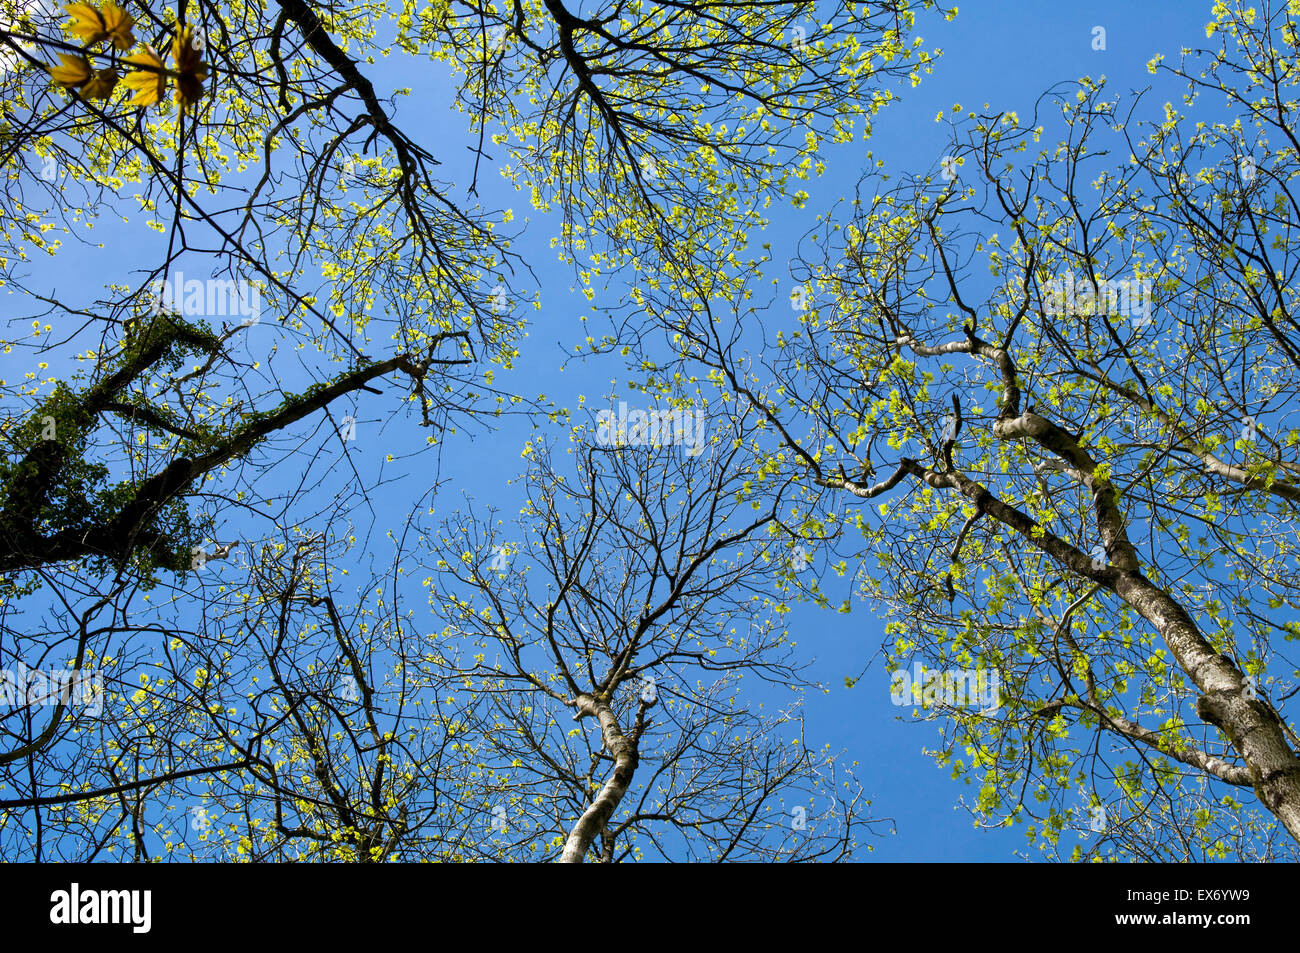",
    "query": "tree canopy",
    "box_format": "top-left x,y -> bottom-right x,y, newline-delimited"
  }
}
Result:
3,0 -> 1300,863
